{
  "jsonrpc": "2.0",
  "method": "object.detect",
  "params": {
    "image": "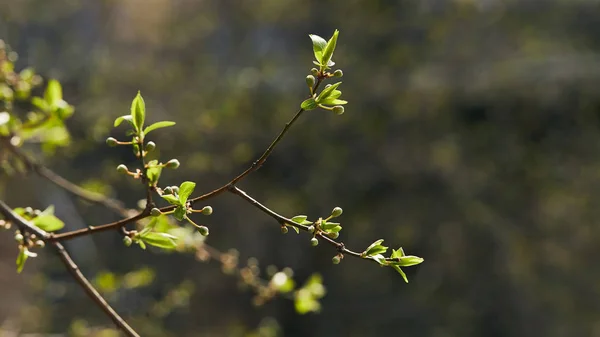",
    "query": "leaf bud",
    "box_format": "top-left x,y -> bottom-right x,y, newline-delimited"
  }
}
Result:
332,255 -> 341,264
24,207 -> 33,216
14,233 -> 24,242
333,69 -> 343,77
331,207 -> 343,218
328,232 -> 339,239
311,68 -> 319,77
123,236 -> 133,247
145,141 -> 156,152
333,106 -> 345,115
306,75 -> 316,88
165,159 -> 180,169
307,225 -> 315,233
116,164 -> 128,174
163,186 -> 173,194
201,206 -> 213,215
35,240 -> 45,248
281,226 -> 288,234
150,208 -> 162,217
310,237 -> 319,246
106,137 -> 118,147
198,226 -> 209,236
